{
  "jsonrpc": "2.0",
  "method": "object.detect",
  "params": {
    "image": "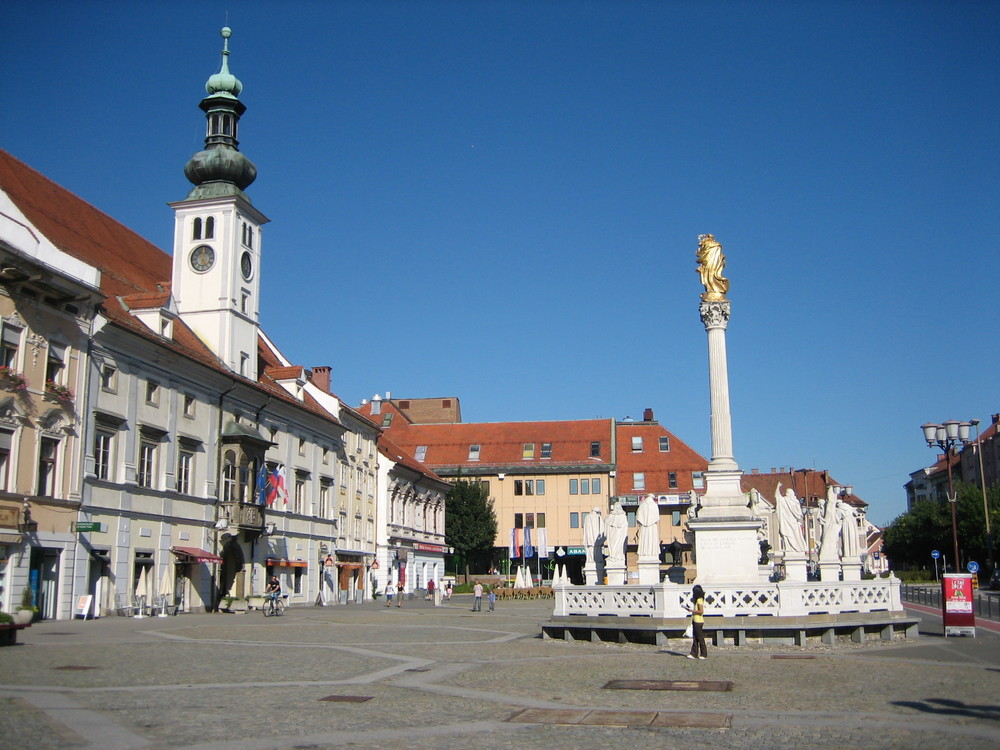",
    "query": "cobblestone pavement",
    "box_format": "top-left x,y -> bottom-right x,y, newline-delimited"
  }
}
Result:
2,597 -> 999,749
